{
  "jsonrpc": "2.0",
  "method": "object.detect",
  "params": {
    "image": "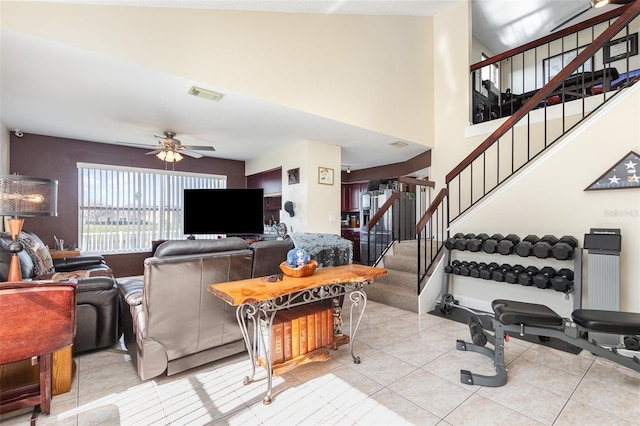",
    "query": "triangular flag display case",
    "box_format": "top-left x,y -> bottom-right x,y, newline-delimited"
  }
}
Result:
585,151 -> 640,191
